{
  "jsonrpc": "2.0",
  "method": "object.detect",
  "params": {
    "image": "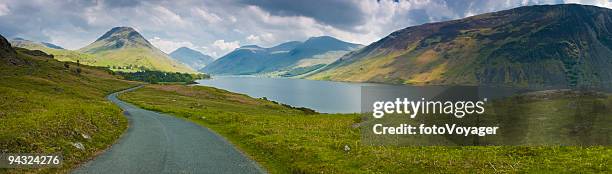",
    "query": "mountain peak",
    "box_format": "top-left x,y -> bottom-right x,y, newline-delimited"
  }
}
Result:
82,26 -> 154,54
95,27 -> 138,41
113,26 -> 136,30
79,27 -> 194,73
304,36 -> 356,45
171,47 -> 206,56
170,46 -> 214,70
299,36 -> 361,51
306,36 -> 337,41
175,47 -> 192,51
114,26 -> 136,32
